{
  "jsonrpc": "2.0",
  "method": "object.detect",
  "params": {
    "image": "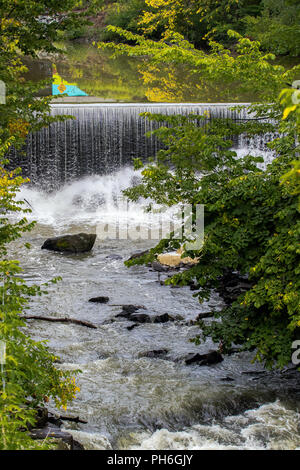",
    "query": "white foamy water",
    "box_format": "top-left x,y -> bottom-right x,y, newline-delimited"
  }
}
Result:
18,167 -> 145,227
122,401 -> 300,450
